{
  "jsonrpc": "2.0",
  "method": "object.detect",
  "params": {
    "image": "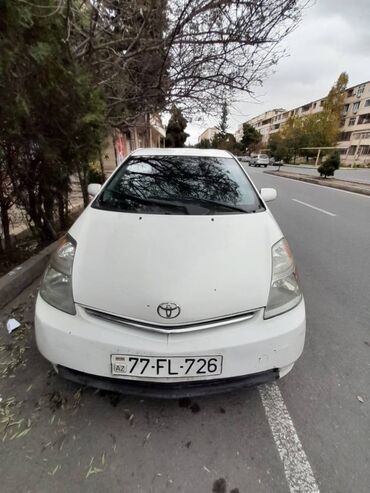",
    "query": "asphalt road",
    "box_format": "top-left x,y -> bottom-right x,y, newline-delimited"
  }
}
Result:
0,169 -> 369,493
266,164 -> 370,184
